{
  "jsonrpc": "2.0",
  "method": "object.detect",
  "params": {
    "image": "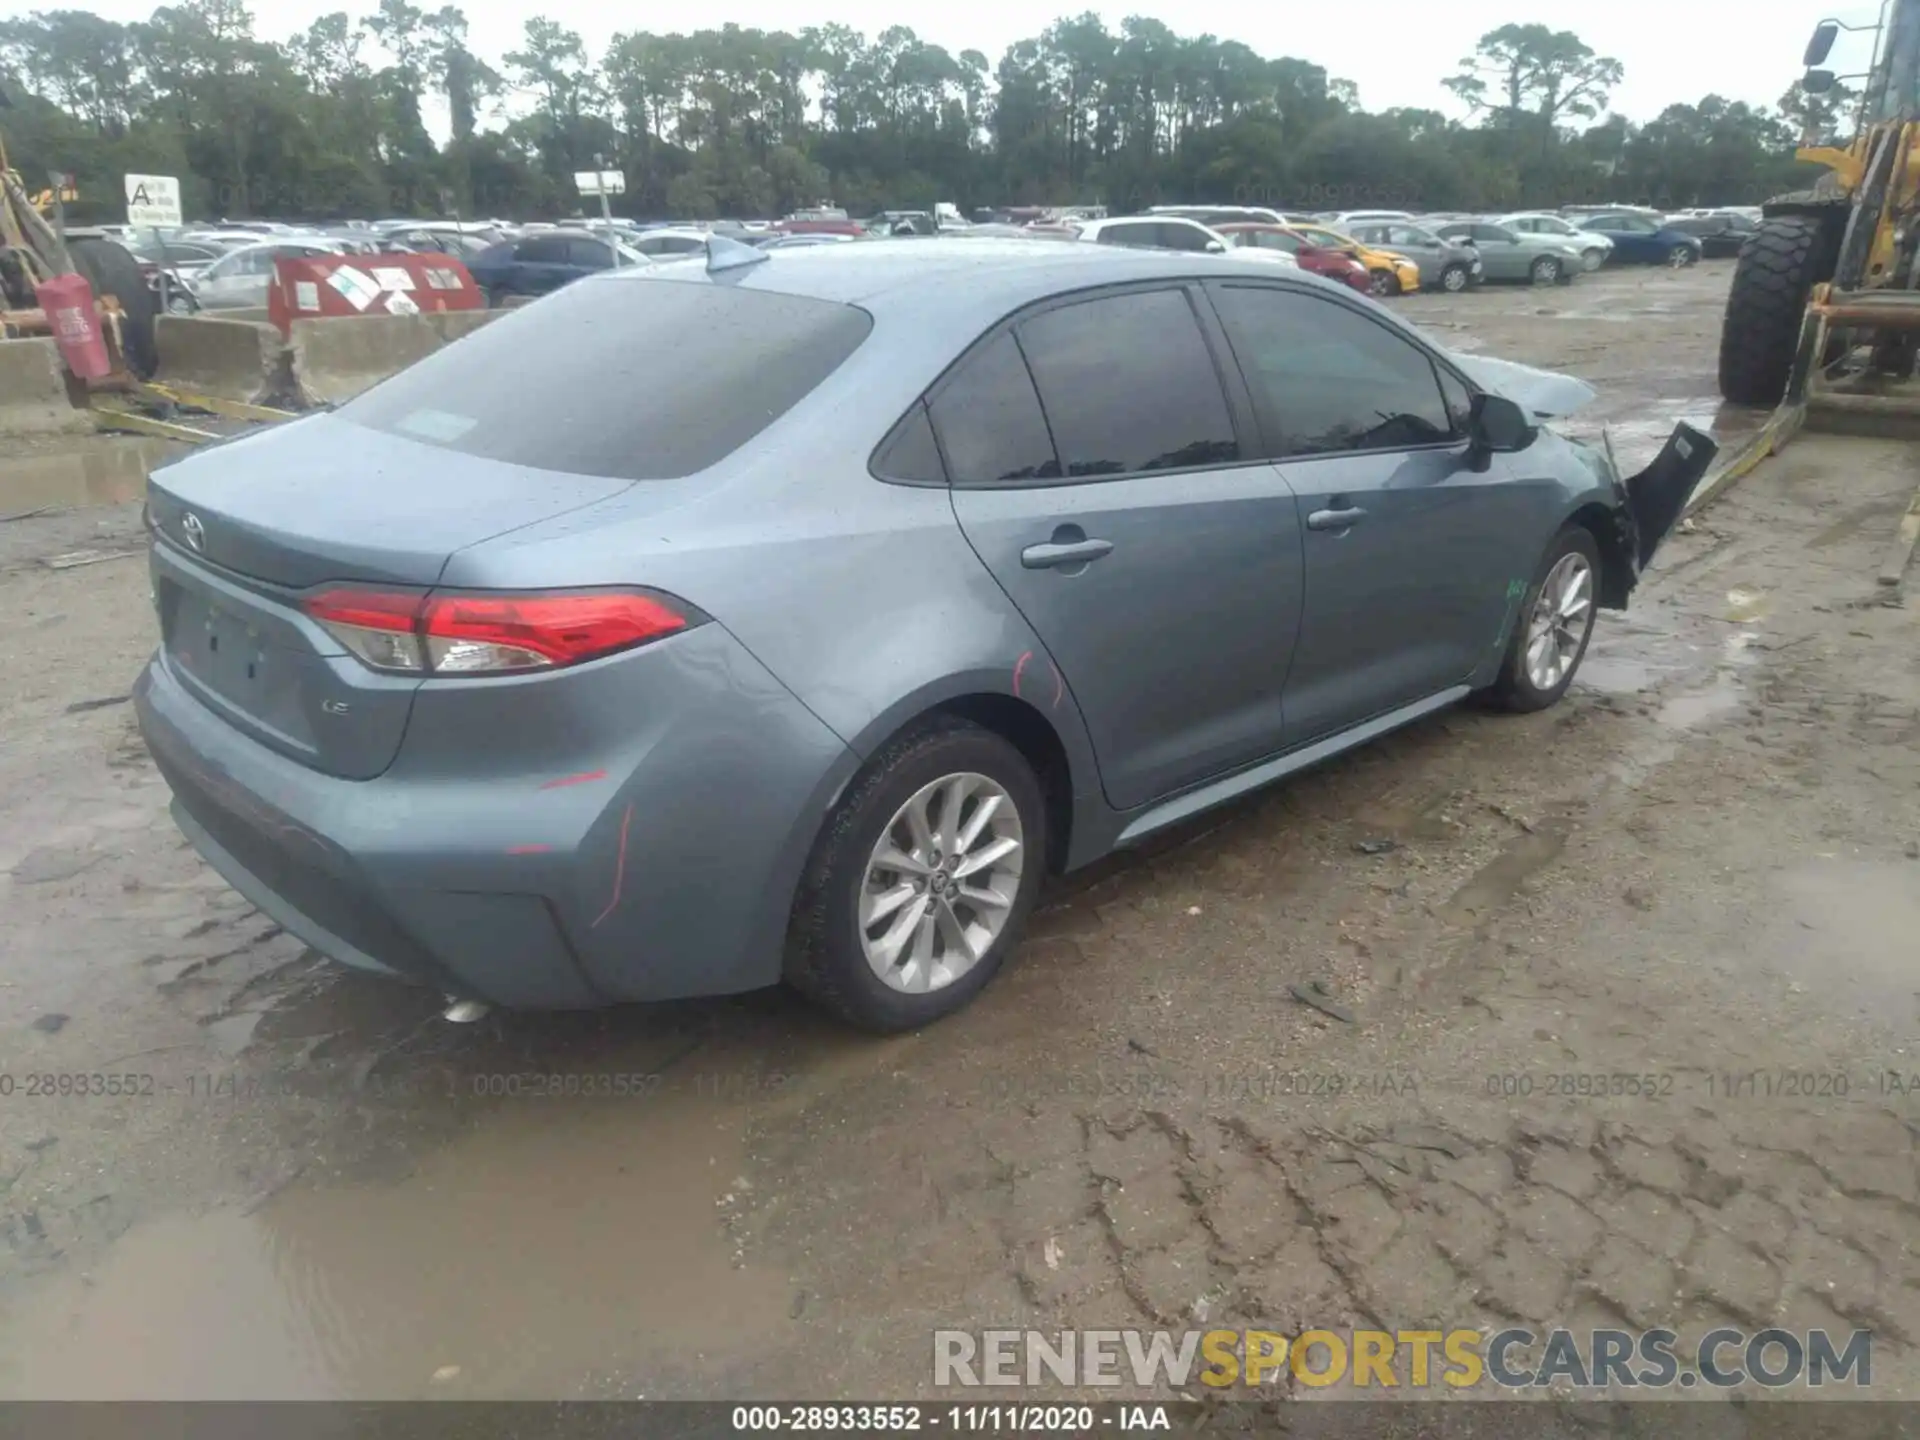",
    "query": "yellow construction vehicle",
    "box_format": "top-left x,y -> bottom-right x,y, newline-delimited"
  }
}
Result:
1719,2 -> 1920,415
